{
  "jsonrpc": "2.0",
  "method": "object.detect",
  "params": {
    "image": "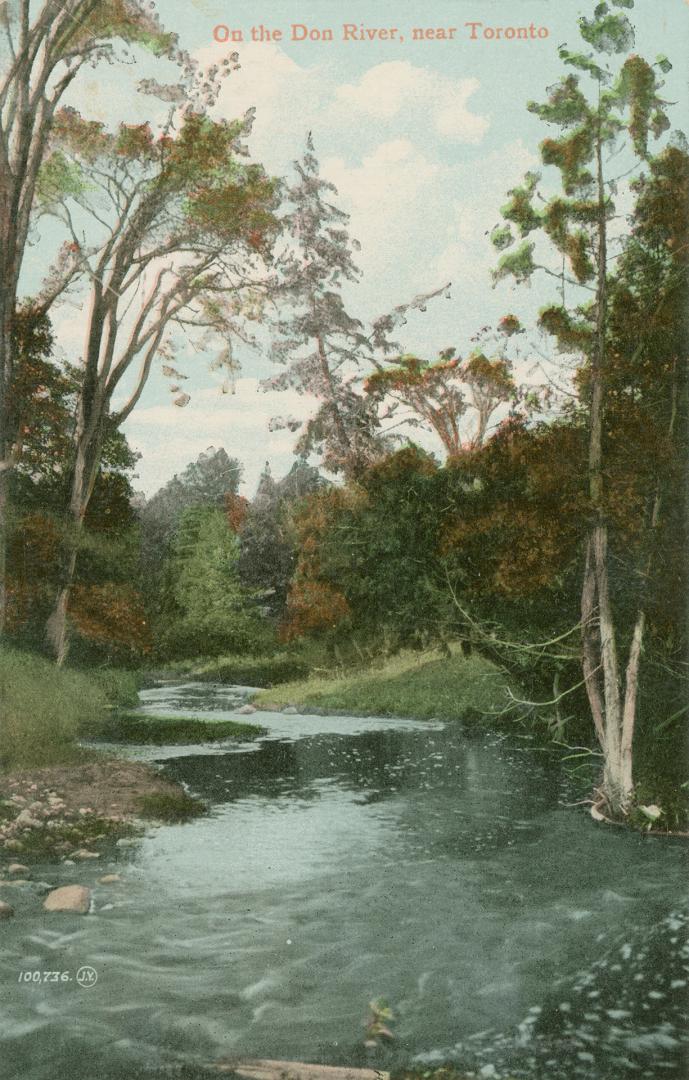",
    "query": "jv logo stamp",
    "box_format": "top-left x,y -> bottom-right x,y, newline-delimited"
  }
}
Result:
76,966 -> 98,989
